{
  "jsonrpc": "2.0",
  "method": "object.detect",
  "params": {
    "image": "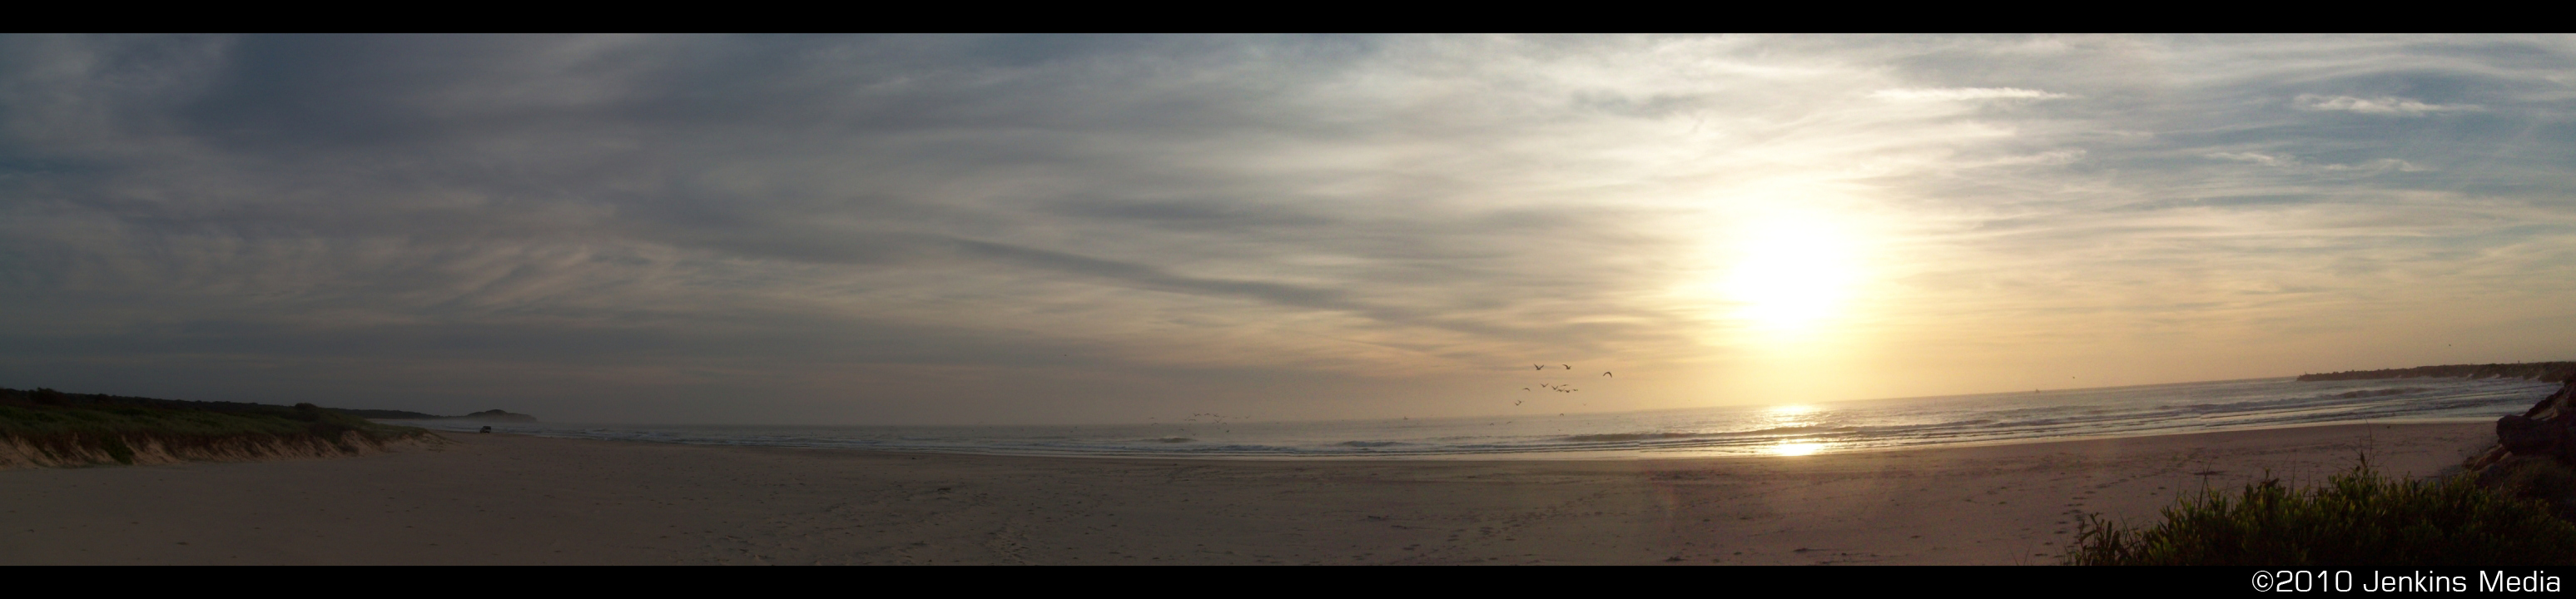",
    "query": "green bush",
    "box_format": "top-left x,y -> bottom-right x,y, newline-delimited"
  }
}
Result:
2066,461 -> 2576,566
